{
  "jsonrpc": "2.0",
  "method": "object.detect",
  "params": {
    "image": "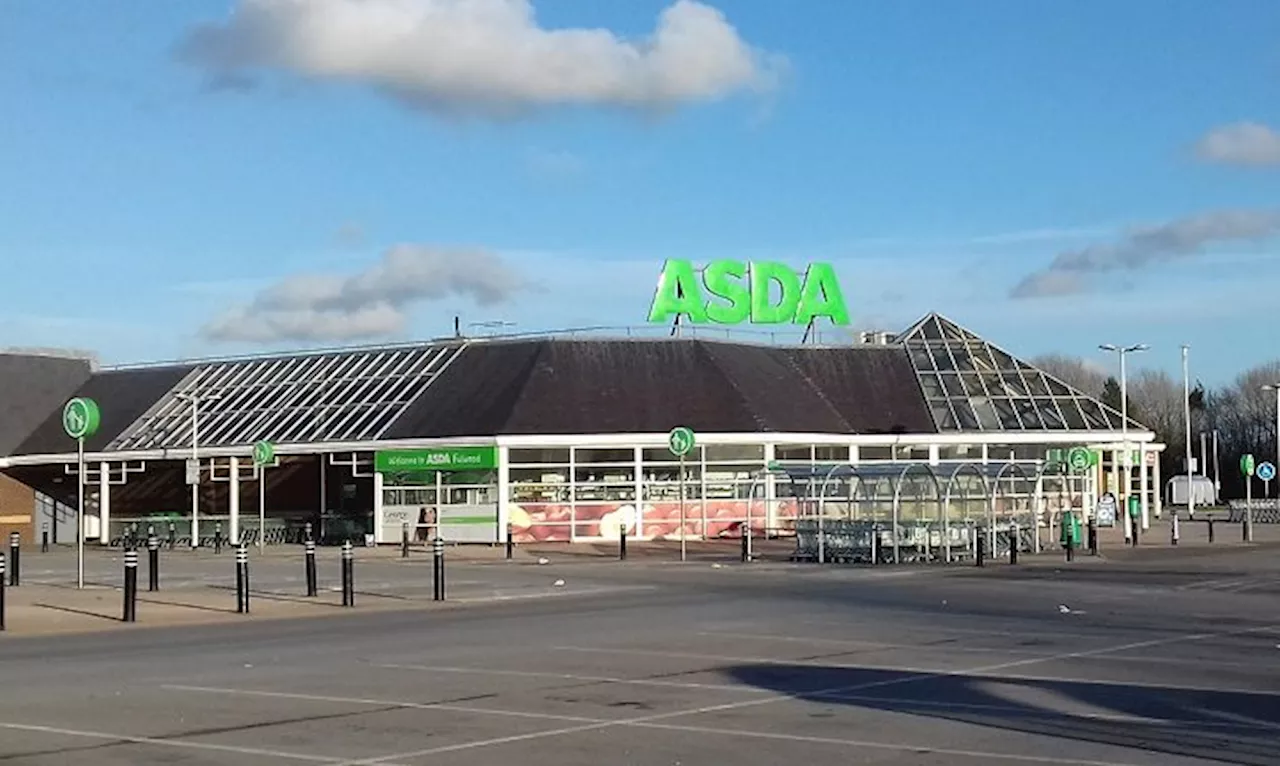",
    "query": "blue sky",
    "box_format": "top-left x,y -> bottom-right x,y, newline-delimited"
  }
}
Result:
3,0 -> 1279,385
